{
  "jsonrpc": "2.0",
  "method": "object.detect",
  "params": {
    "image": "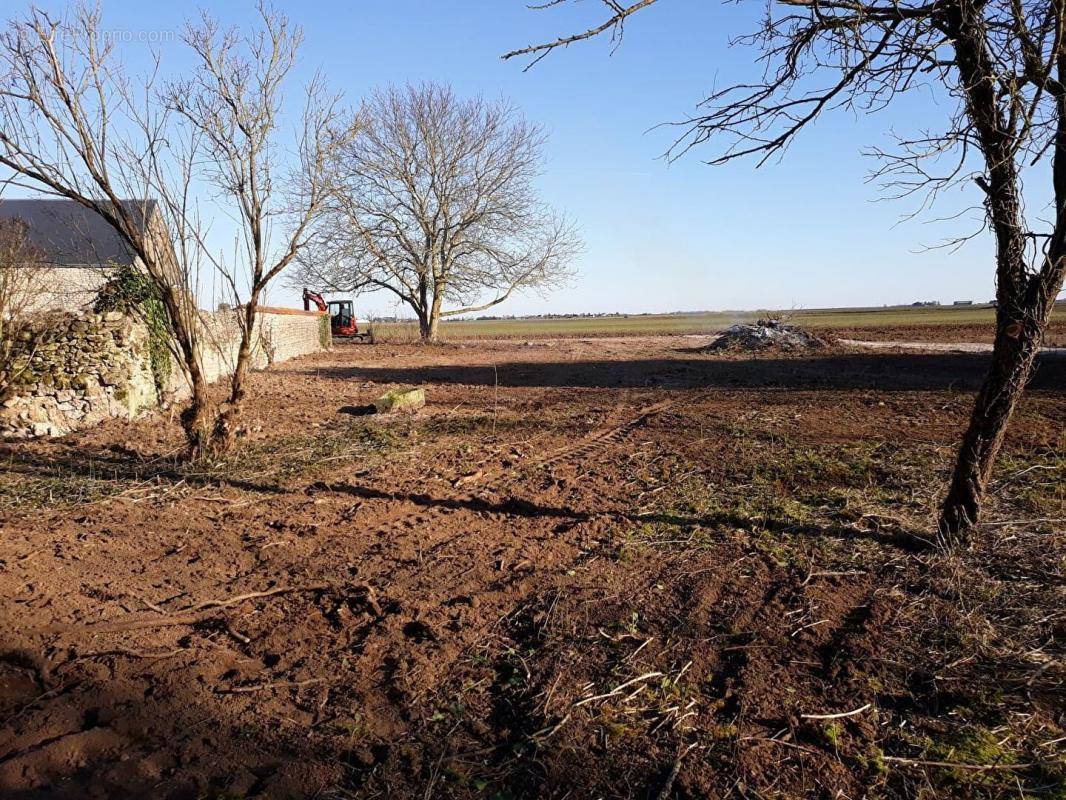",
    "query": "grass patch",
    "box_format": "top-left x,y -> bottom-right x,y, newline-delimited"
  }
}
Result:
192,420 -> 401,488
0,463 -> 126,508
0,417 -> 401,509
654,441 -> 935,533
895,725 -> 1061,797
993,449 -> 1065,515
